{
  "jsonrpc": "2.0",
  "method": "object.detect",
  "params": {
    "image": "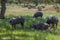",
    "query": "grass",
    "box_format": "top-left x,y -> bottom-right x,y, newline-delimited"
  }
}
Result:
0,5 -> 60,40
